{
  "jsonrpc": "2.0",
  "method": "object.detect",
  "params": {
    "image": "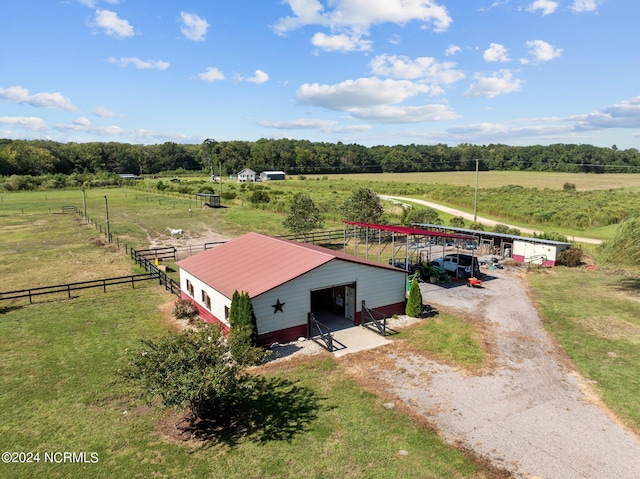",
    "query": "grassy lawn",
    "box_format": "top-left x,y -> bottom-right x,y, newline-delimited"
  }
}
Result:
527,266 -> 640,433
3,180 -> 640,477
395,311 -> 487,370
0,196 -> 503,478
0,289 -> 499,479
